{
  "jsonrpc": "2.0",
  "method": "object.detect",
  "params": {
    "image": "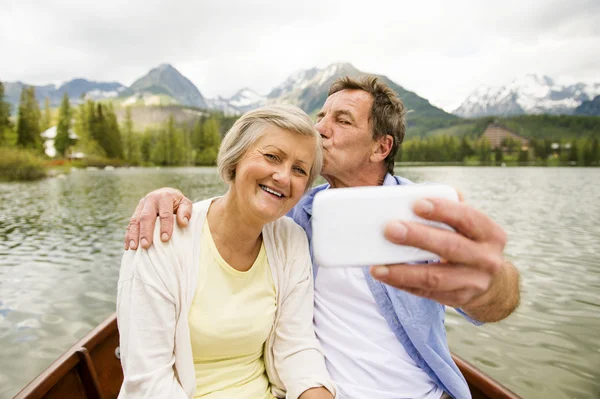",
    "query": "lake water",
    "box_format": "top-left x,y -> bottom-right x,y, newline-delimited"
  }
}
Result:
0,167 -> 599,399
